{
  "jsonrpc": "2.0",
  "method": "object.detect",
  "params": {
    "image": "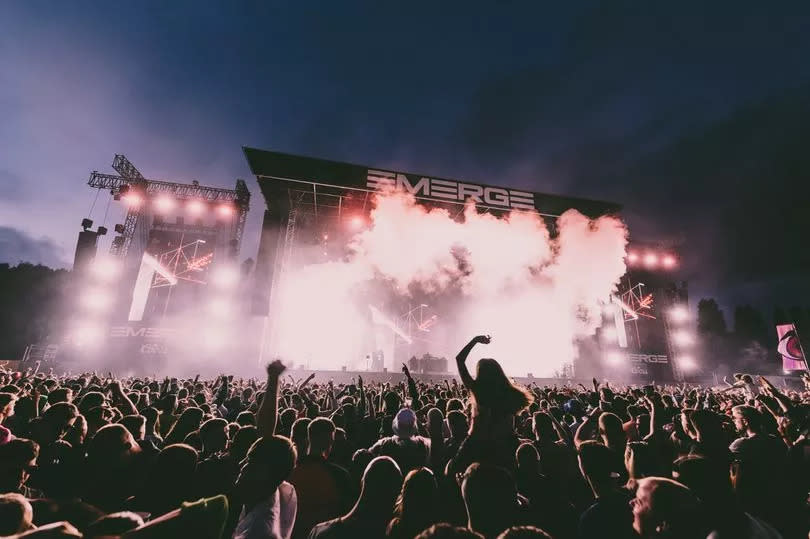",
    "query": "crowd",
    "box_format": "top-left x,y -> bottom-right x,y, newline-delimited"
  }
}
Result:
0,334 -> 808,538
